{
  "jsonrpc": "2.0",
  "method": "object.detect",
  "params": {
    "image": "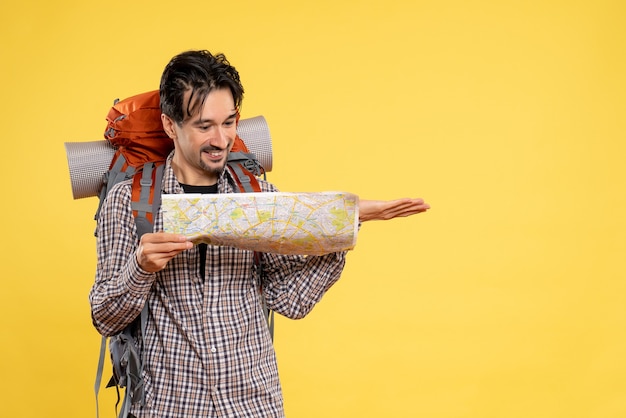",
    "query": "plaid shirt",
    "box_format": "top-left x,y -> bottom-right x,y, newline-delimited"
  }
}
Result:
90,153 -> 347,417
